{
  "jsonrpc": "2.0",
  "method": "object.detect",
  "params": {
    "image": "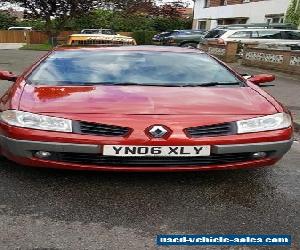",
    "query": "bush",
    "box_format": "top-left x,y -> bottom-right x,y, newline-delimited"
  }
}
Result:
18,19 -> 46,31
132,31 -> 157,45
71,10 -> 192,33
